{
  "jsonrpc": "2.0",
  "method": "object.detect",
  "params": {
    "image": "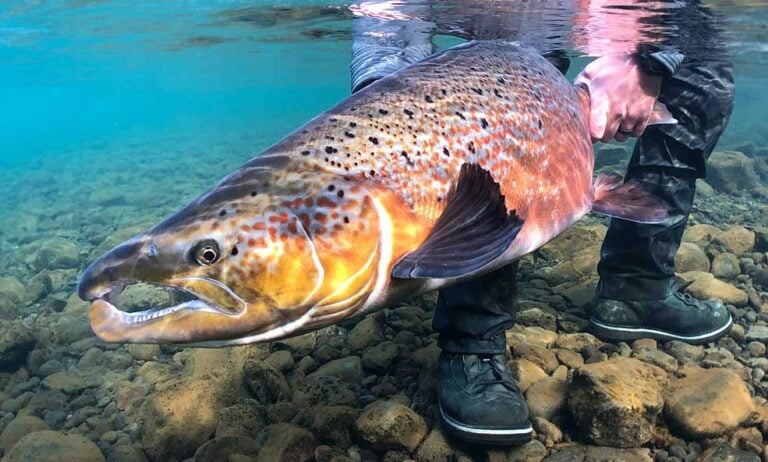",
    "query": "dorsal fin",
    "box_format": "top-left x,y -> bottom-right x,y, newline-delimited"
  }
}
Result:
392,163 -> 524,279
